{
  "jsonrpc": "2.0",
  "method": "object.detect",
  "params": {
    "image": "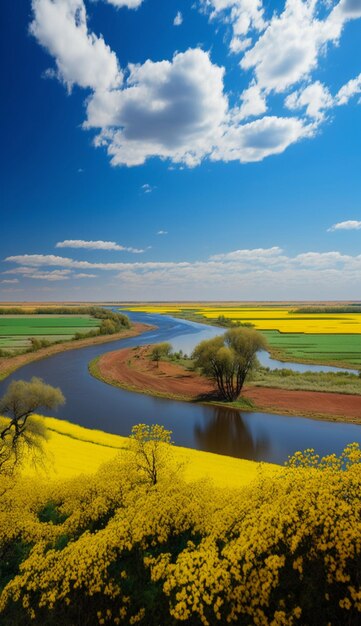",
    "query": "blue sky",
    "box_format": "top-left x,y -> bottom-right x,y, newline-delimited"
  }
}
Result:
1,0 -> 361,300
